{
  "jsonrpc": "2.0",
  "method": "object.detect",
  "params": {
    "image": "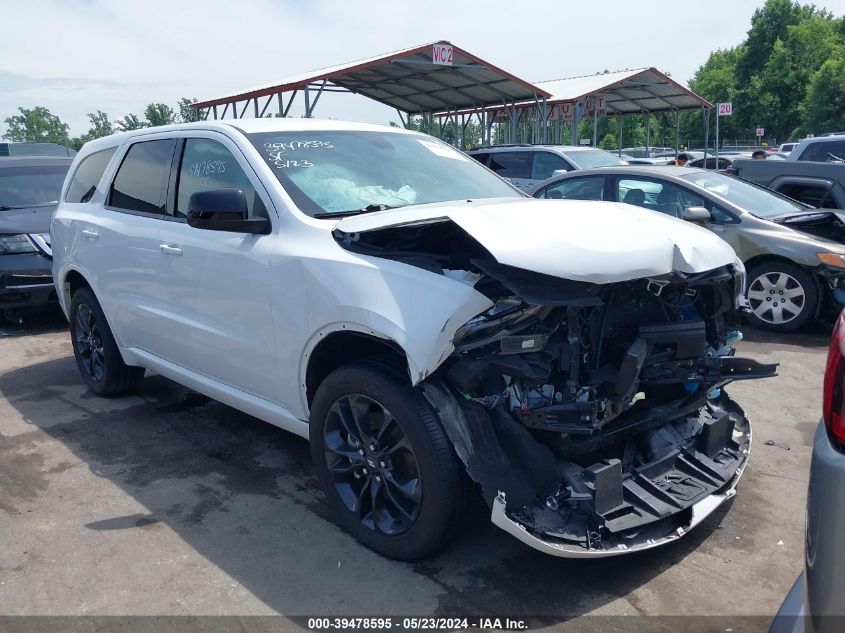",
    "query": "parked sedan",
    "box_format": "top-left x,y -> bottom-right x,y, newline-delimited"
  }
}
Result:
0,156 -> 73,321
529,166 -> 845,332
770,310 -> 845,633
